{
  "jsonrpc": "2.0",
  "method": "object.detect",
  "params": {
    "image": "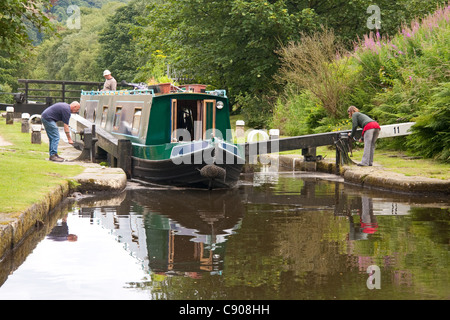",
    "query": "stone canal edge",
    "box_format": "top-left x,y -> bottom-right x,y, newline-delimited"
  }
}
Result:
271,154 -> 450,195
1,152 -> 449,261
